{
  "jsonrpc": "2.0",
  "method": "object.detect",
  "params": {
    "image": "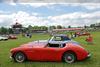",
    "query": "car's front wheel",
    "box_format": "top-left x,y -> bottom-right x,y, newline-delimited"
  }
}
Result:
14,52 -> 26,63
63,52 -> 76,63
